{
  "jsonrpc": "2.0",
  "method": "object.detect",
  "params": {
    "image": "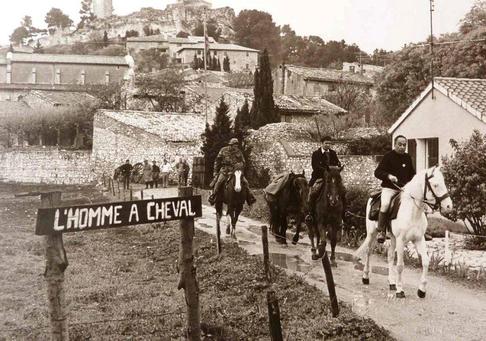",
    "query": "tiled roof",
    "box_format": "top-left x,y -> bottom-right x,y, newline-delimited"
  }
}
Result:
168,36 -> 216,44
177,43 -> 259,53
285,64 -> 374,85
0,101 -> 32,118
275,95 -> 347,115
25,90 -> 96,107
389,77 -> 486,133
100,110 -> 205,142
127,34 -> 168,42
11,53 -> 130,66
